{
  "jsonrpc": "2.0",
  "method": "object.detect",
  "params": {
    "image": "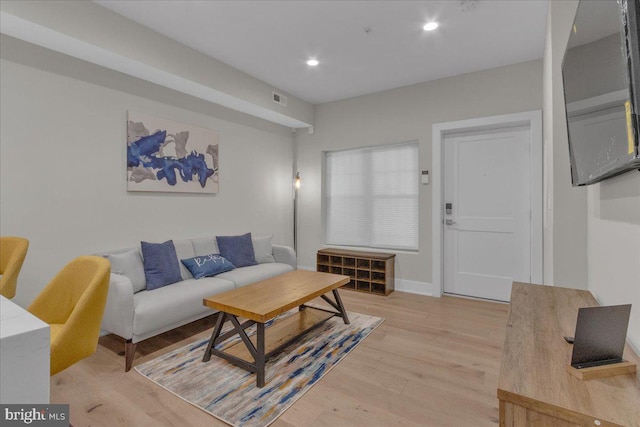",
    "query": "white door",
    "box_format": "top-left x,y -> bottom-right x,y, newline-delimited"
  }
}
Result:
443,126 -> 532,301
